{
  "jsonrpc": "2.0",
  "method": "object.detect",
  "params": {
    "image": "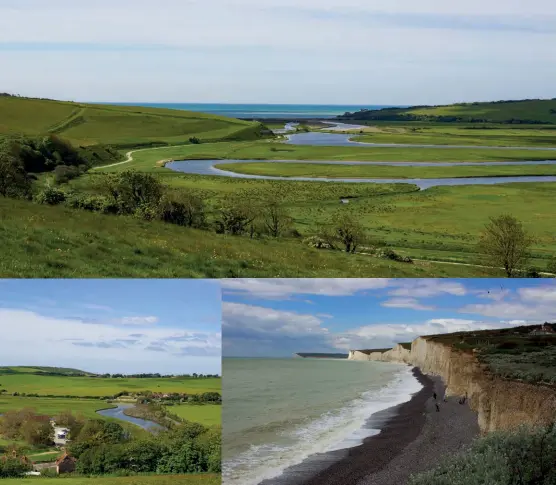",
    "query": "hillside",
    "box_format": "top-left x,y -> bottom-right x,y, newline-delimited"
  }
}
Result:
339,98 -> 556,124
0,366 -> 95,376
0,95 -> 269,148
